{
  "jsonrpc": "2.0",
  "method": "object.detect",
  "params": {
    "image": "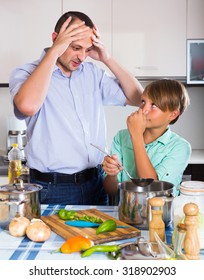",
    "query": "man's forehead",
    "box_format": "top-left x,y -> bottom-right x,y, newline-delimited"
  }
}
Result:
70,38 -> 93,49
67,18 -> 94,48
71,31 -> 93,48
